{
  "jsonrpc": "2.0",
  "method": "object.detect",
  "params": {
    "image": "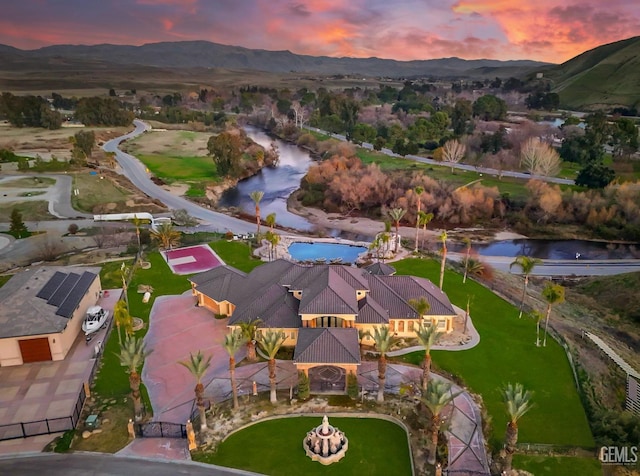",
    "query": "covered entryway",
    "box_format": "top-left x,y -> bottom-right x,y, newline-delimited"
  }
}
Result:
19,337 -> 52,363
309,365 -> 345,393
